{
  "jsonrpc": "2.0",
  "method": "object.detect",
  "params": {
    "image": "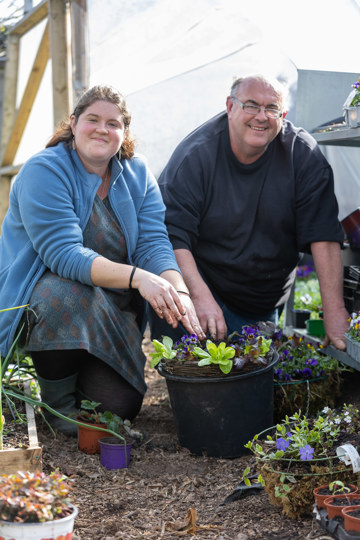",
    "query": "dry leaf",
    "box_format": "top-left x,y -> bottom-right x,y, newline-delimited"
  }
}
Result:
164,508 -> 219,536
165,507 -> 197,535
